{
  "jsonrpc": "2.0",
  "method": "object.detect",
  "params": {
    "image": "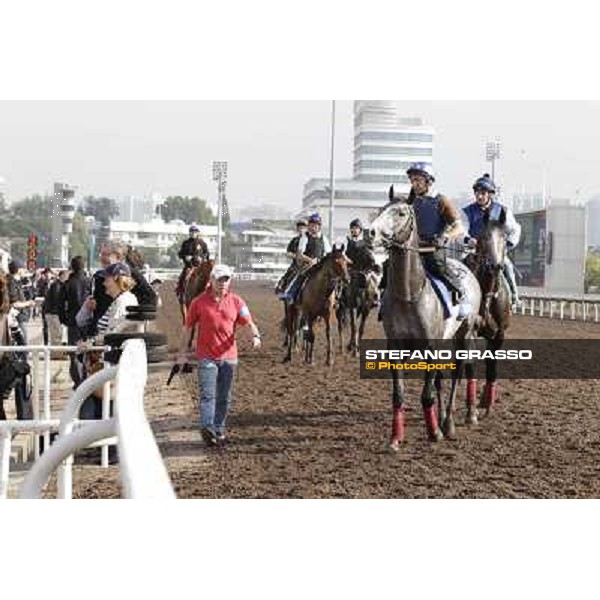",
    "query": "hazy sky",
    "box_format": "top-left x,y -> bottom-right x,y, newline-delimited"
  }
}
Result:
1,100 -> 599,213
